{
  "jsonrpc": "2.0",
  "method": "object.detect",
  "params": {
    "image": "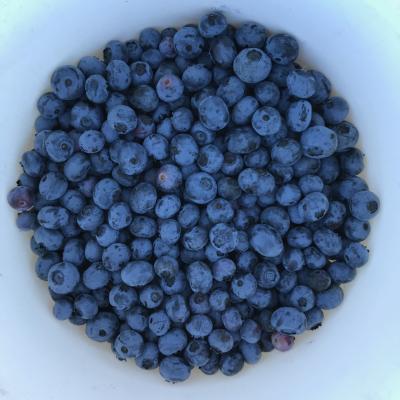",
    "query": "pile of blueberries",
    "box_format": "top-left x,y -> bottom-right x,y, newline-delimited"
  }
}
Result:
7,11 -> 379,382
